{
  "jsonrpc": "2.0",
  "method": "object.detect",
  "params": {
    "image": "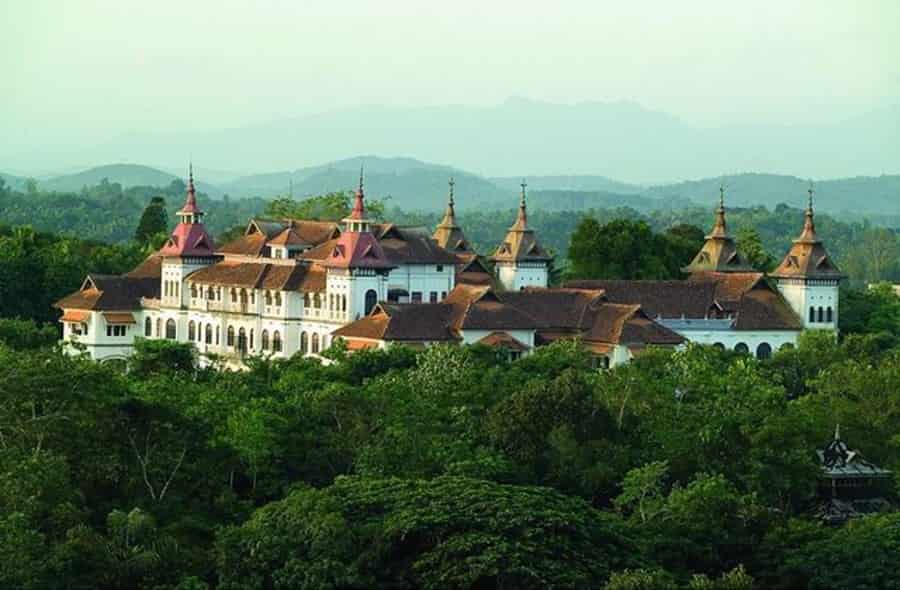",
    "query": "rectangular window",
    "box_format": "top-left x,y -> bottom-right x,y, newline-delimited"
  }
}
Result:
429,291 -> 438,303
411,292 -> 423,303
436,265 -> 444,272
441,291 -> 447,300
